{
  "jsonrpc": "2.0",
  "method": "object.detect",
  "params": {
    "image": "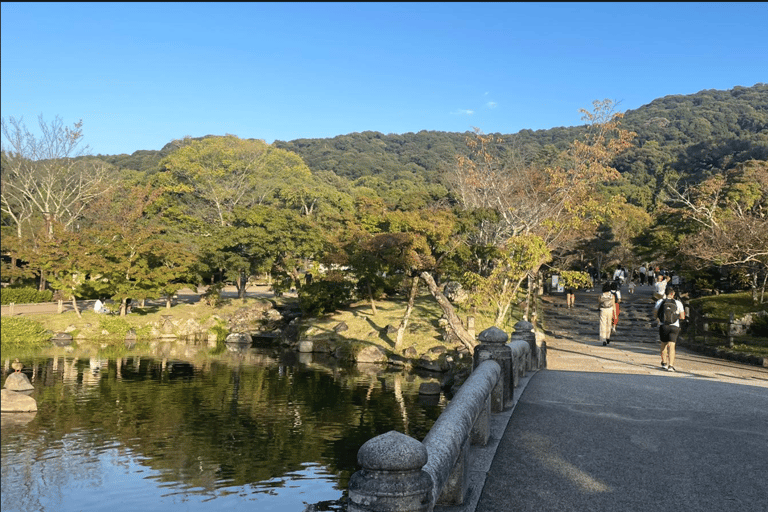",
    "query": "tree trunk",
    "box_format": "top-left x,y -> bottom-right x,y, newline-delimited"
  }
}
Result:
367,281 -> 377,316
395,276 -> 419,351
71,295 -> 82,319
236,271 -> 247,300
10,256 -> 18,285
419,271 -> 477,352
38,269 -> 46,292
